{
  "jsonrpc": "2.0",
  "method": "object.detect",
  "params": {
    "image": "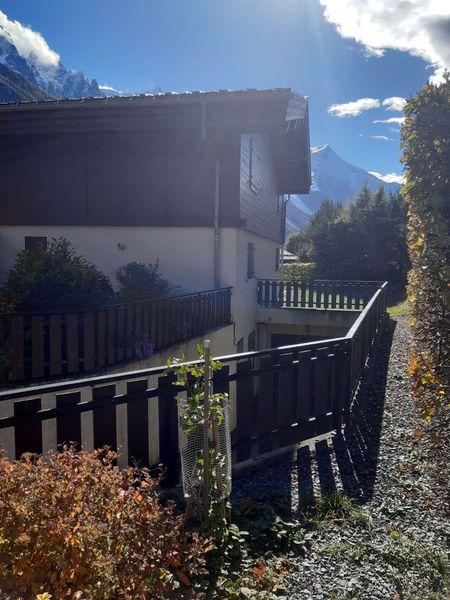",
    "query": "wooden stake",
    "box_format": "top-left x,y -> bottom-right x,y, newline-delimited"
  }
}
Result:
212,414 -> 226,520
202,340 -> 211,523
